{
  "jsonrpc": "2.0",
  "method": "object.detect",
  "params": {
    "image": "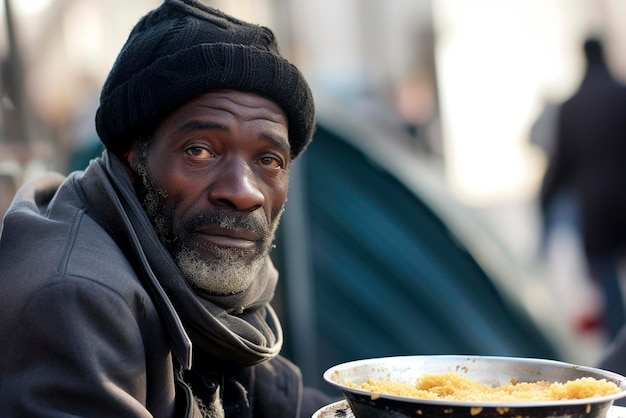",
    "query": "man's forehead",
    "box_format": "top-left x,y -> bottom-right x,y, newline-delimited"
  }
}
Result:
178,90 -> 288,124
